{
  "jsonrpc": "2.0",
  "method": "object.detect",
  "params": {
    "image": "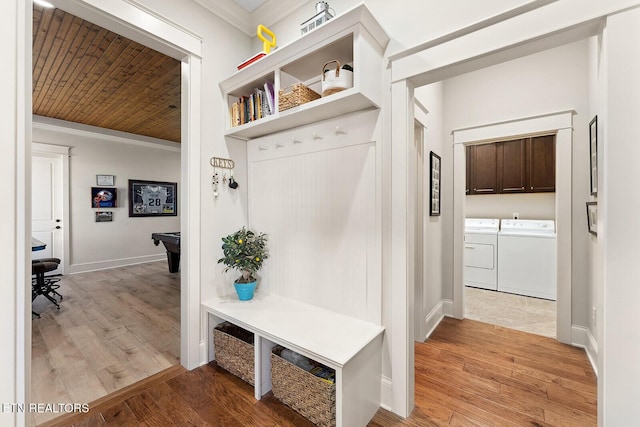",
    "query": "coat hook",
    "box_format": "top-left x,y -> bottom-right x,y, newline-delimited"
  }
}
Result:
293,137 -> 304,144
312,132 -> 323,140
335,126 -> 348,135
